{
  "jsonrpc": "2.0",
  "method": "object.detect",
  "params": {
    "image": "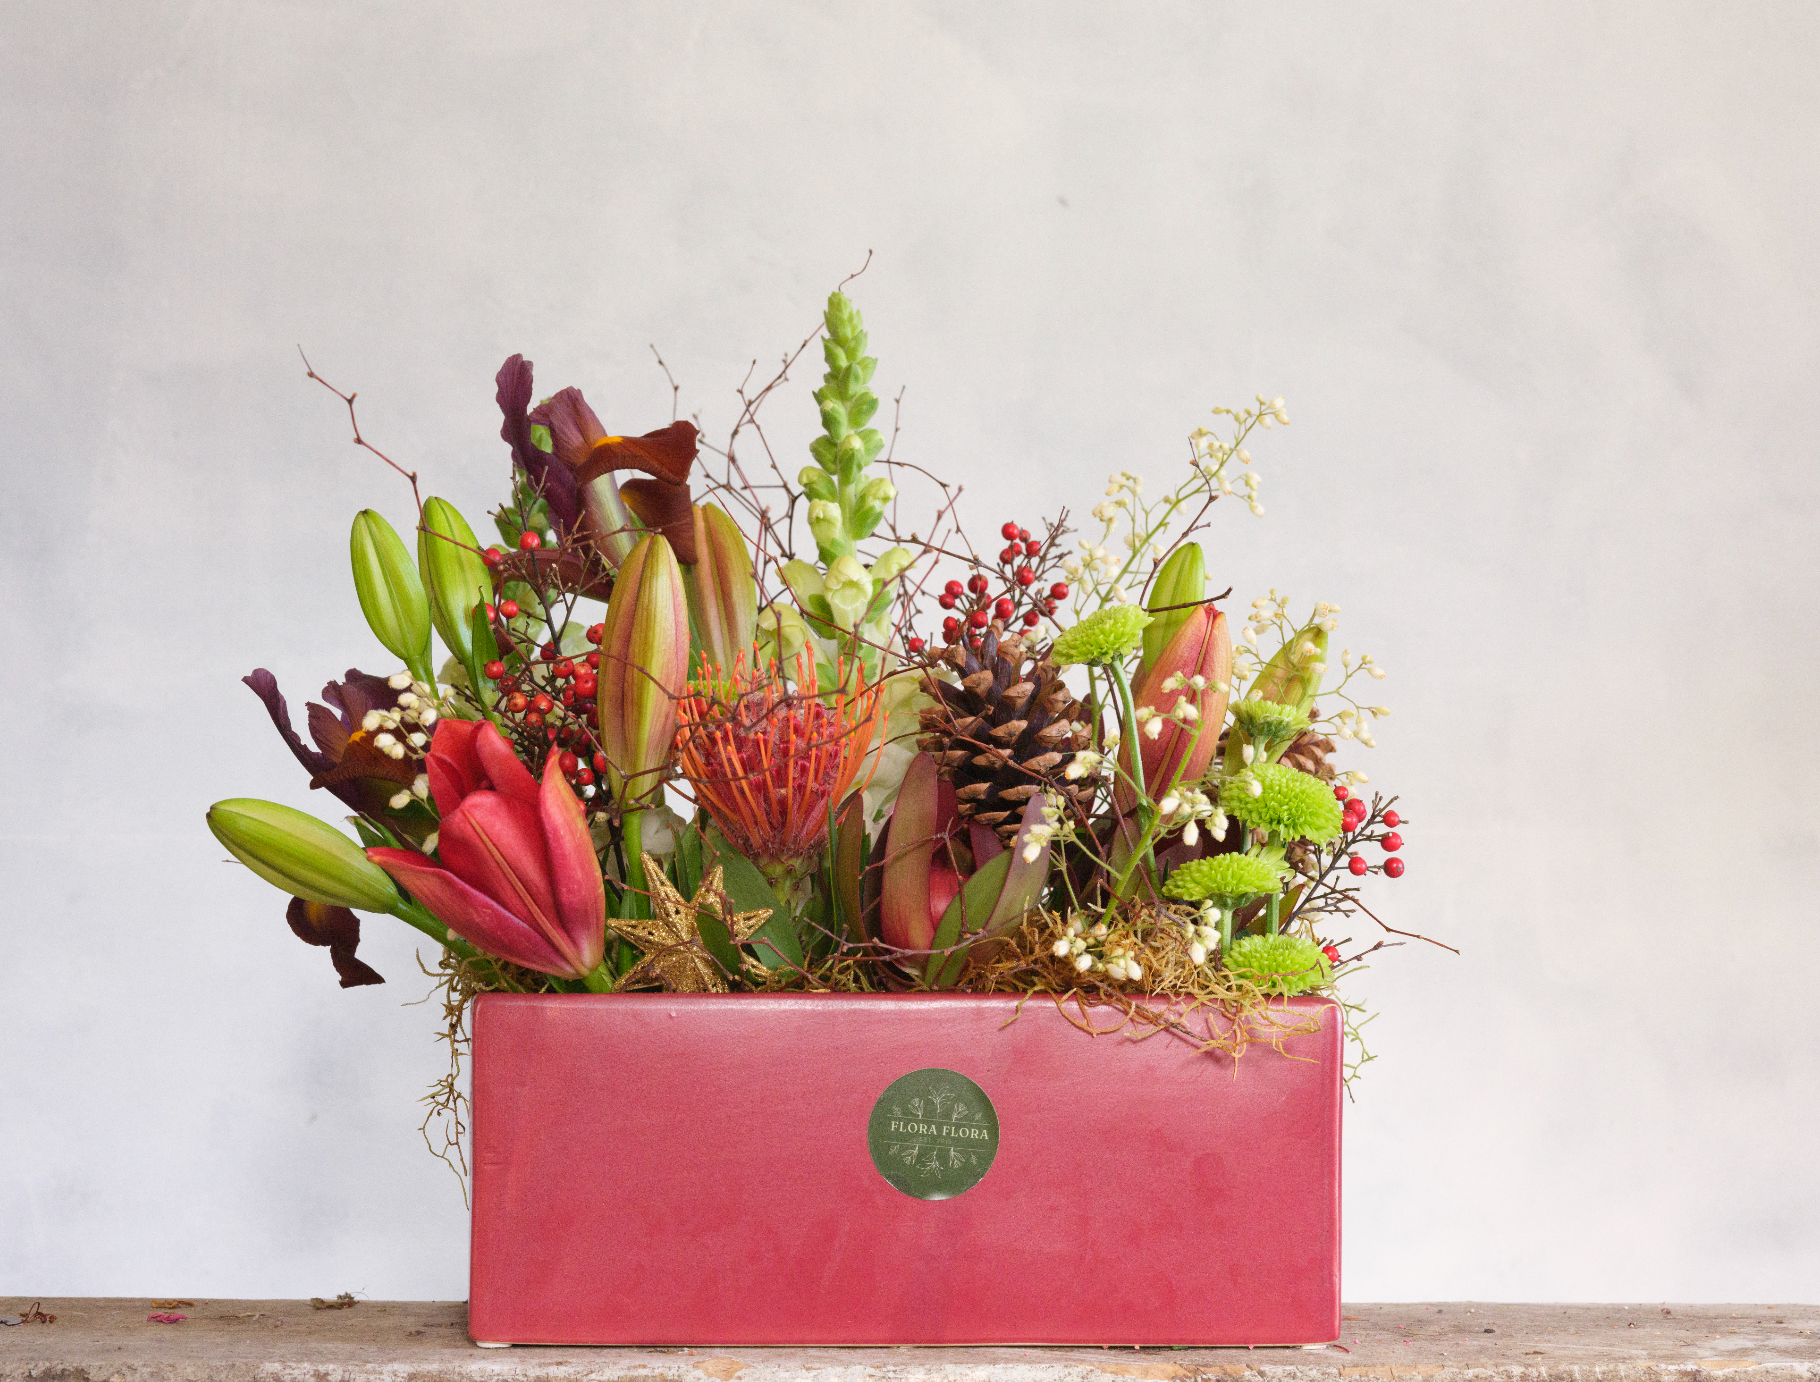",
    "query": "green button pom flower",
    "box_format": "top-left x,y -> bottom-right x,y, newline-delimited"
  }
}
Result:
1229,697 -> 1311,744
1163,852 -> 1285,904
1050,605 -> 1153,667
1220,762 -> 1344,843
1225,933 -> 1330,995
